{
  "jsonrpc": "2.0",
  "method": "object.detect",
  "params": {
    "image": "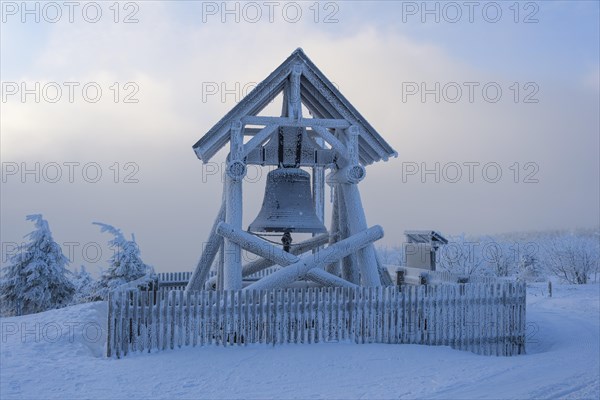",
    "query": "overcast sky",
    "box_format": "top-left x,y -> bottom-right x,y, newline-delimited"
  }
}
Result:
1,1 -> 598,274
